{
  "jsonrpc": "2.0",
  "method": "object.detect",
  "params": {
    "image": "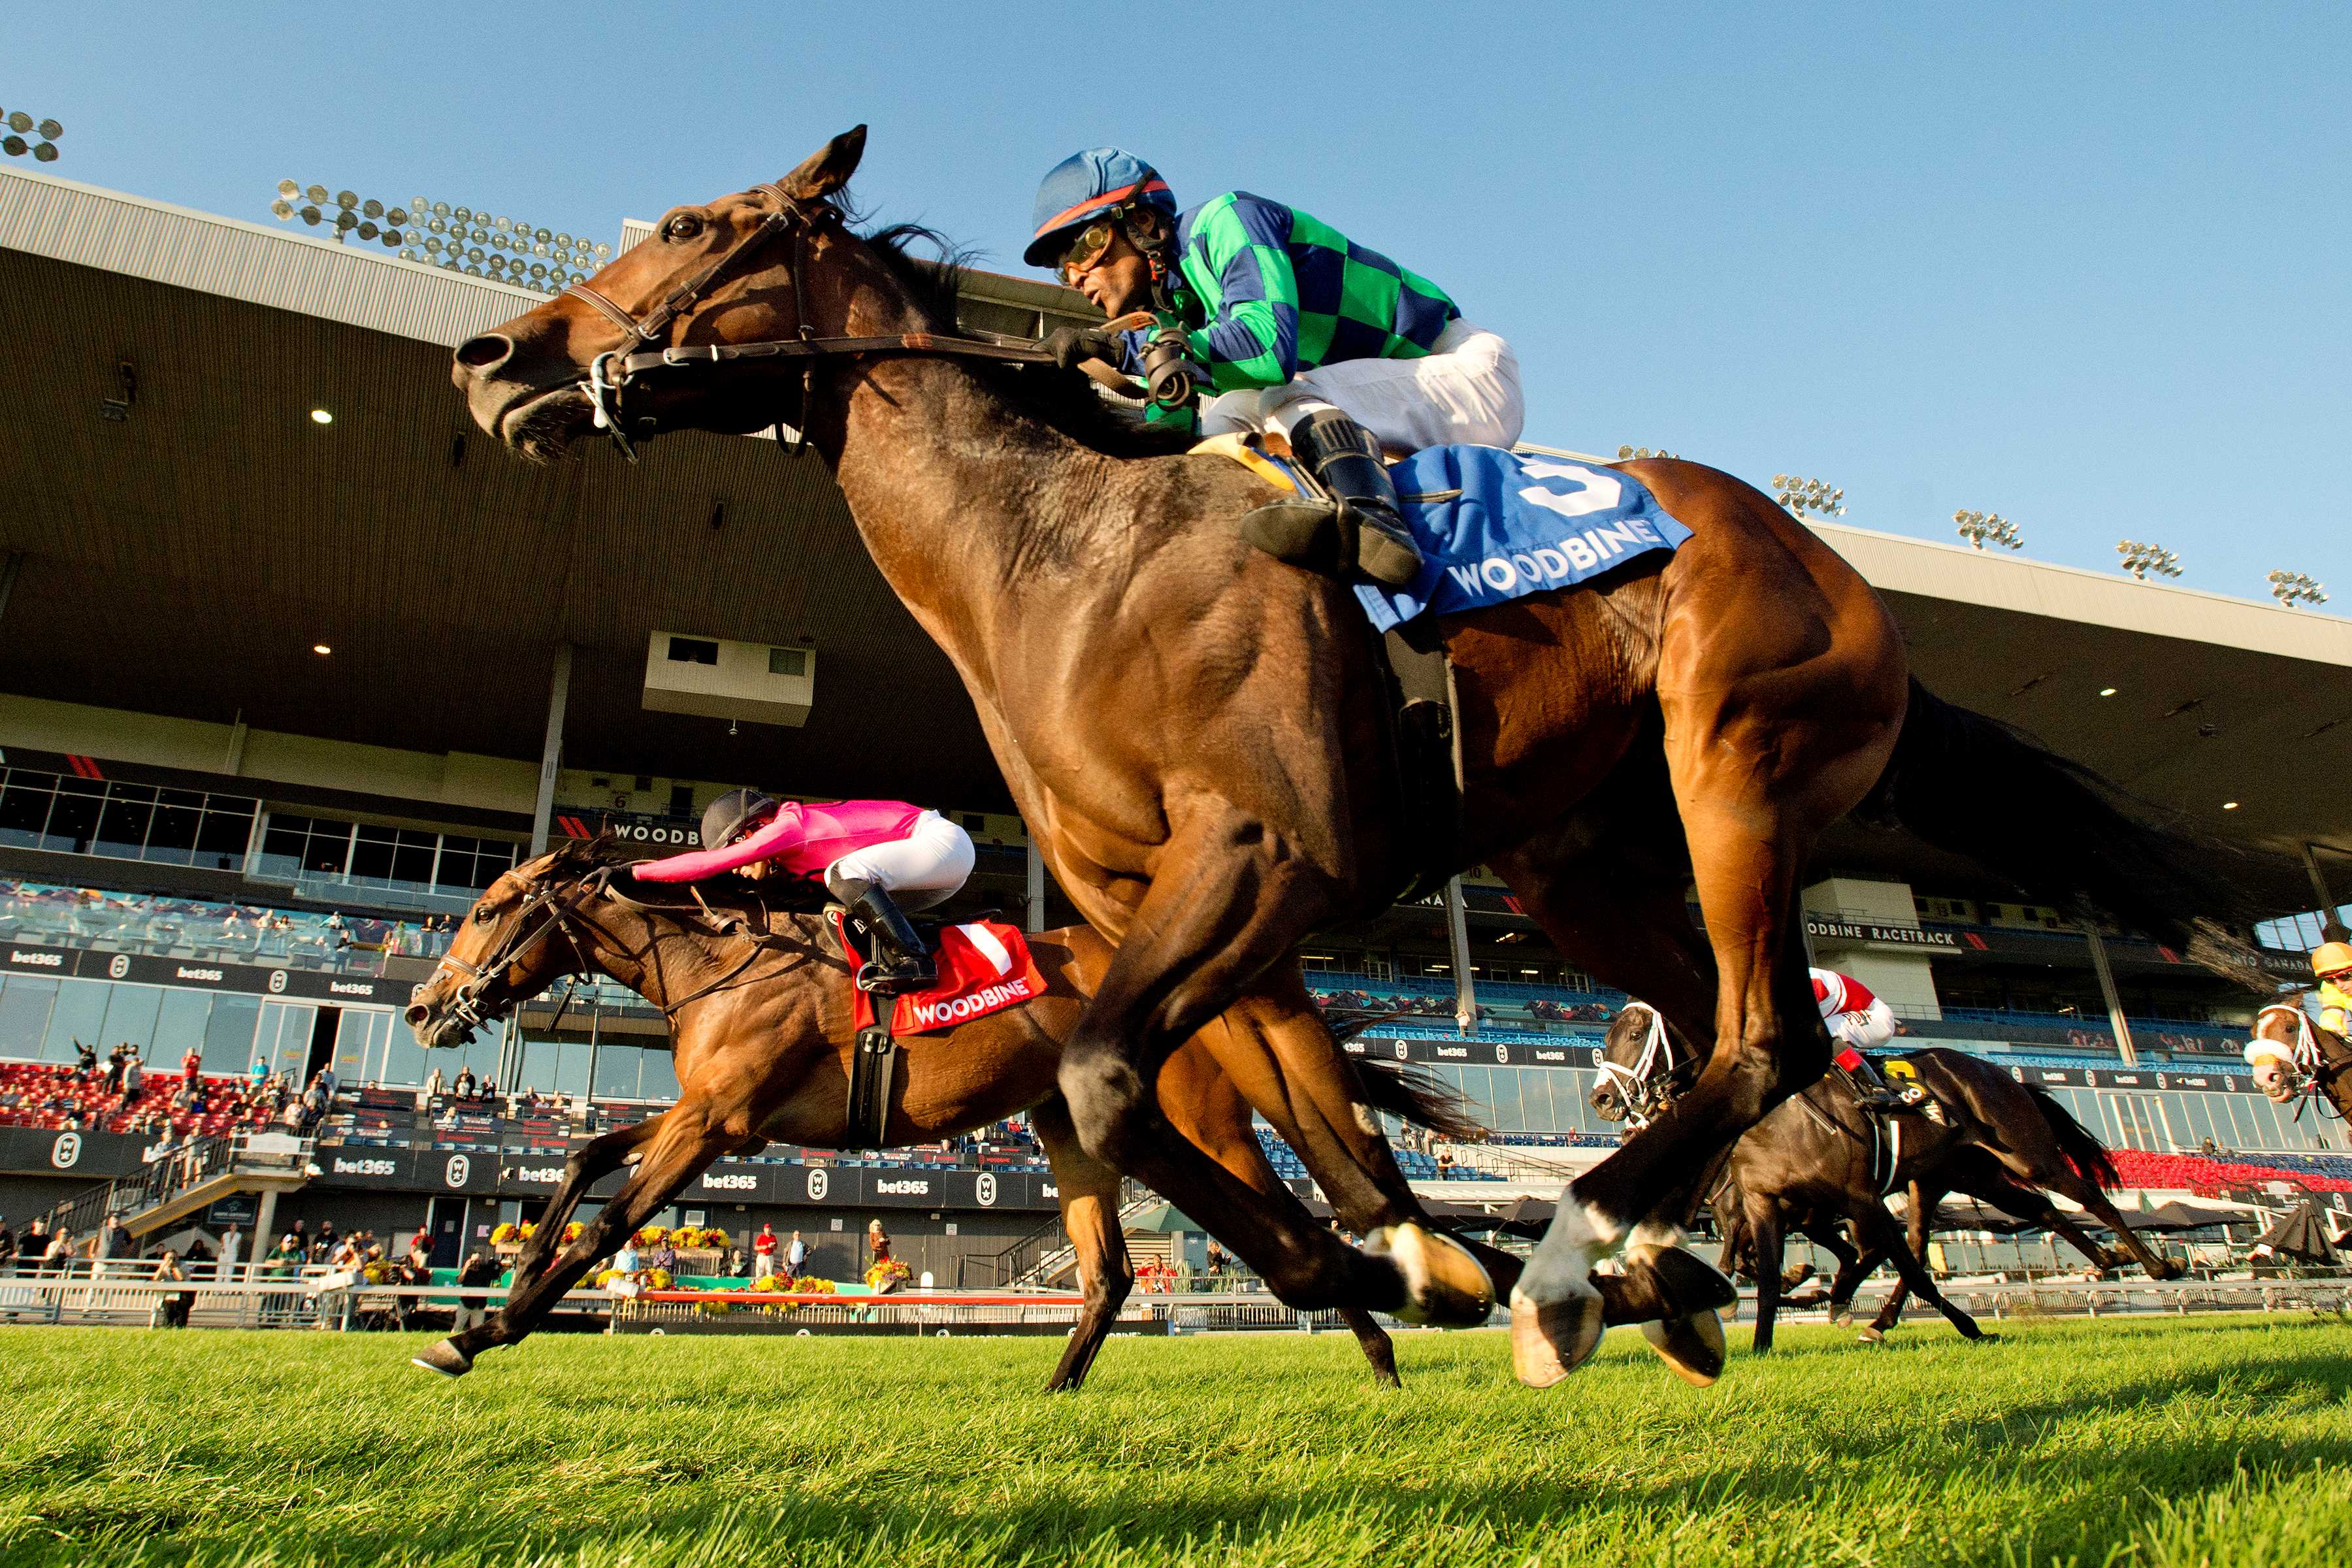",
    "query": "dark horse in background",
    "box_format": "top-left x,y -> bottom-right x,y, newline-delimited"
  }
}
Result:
449,126 -> 2251,1386
1593,1002 -> 2179,1351
403,837 -> 1503,1388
